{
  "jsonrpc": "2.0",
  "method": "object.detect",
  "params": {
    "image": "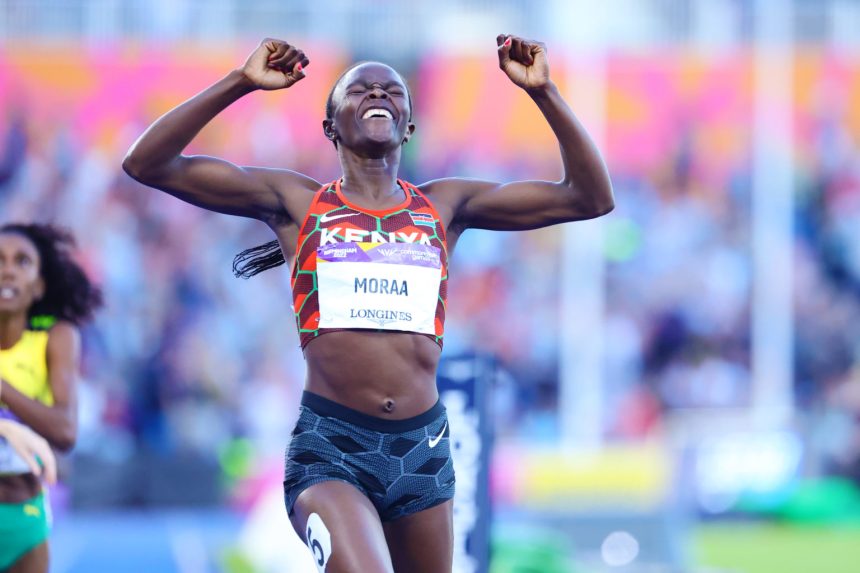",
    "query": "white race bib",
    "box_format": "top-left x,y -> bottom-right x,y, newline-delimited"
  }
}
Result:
316,242 -> 442,335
